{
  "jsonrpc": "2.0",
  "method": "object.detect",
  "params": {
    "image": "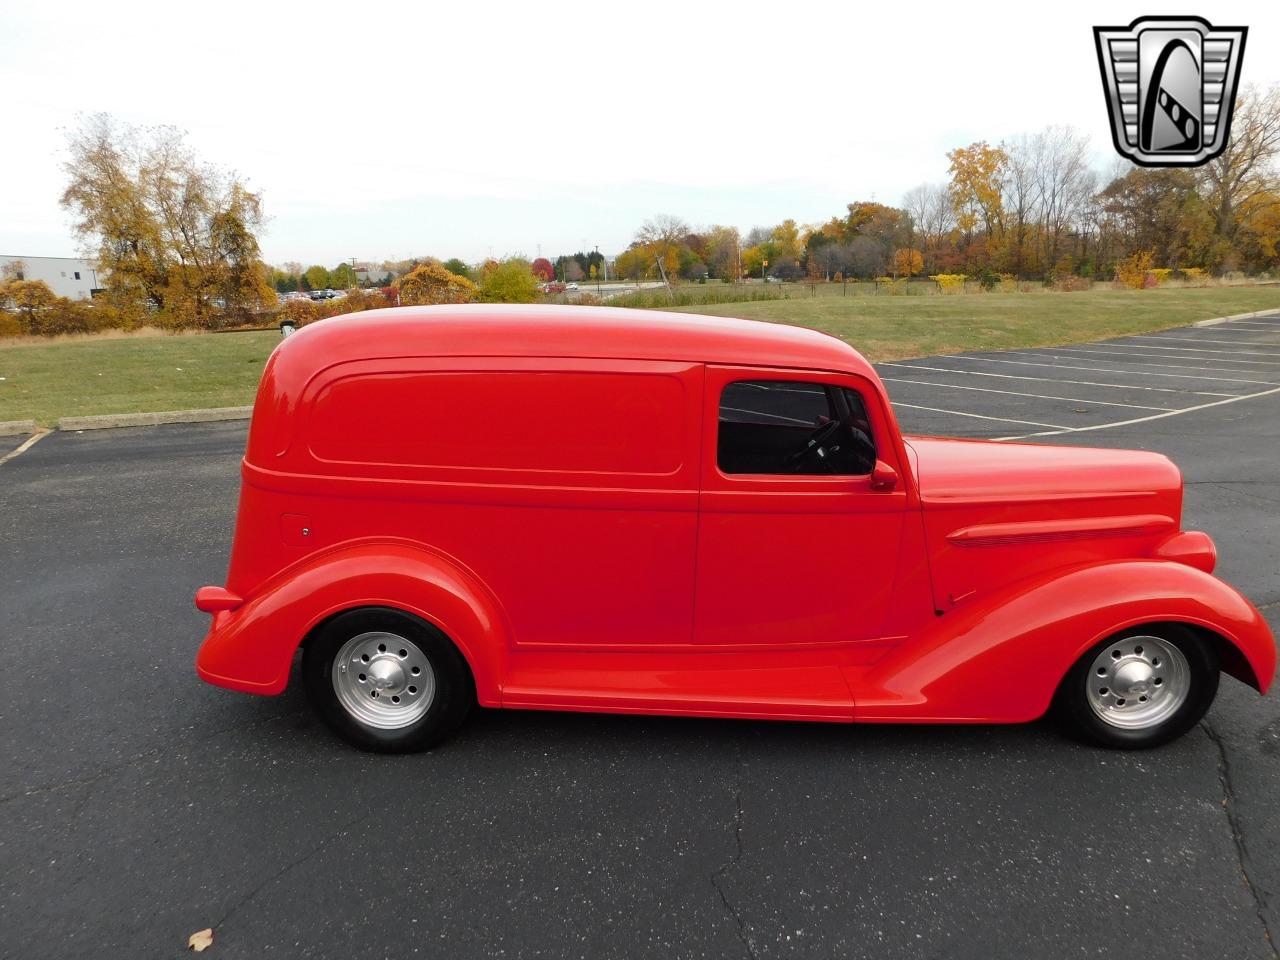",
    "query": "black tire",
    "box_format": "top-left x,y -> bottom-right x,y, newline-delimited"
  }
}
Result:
302,607 -> 474,753
1053,624 -> 1218,749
